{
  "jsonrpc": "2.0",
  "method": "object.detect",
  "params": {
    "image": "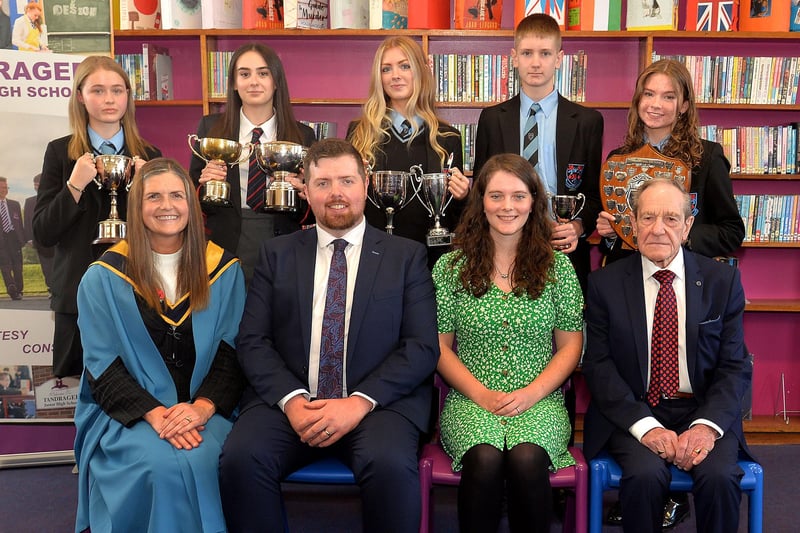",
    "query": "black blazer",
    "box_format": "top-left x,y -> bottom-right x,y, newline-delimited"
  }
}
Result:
33,135 -> 161,313
189,113 -> 317,254
473,94 -> 604,291
0,198 -> 25,249
582,250 -> 753,461
237,224 -> 440,432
